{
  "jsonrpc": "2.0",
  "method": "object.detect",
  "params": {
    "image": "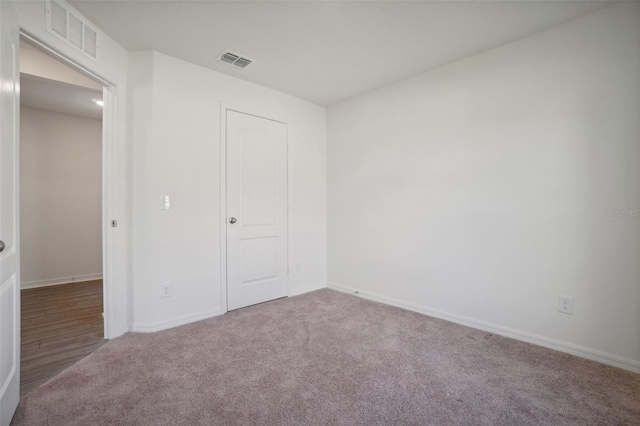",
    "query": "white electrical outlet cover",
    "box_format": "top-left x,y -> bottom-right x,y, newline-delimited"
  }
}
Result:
558,296 -> 574,314
160,284 -> 172,298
